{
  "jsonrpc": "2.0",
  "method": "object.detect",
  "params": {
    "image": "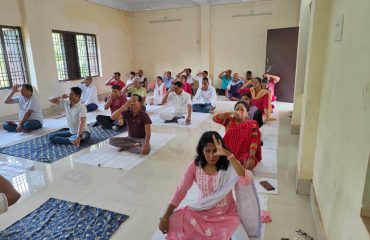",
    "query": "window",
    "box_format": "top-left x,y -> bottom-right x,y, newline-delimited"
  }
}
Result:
52,31 -> 99,81
0,26 -> 28,90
